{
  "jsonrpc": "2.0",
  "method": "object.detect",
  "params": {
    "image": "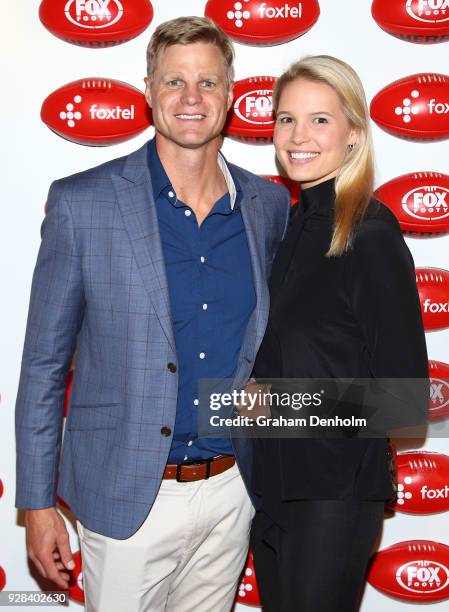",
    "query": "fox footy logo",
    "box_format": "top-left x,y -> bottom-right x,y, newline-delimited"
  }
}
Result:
406,0 -> 449,22
402,186 -> 449,221
65,0 -> 124,29
396,560 -> 449,594
234,90 -> 274,124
